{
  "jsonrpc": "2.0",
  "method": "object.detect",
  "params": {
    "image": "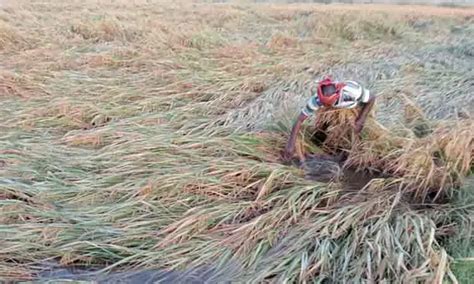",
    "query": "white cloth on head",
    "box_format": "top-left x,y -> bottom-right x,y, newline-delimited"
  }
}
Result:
301,80 -> 371,117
